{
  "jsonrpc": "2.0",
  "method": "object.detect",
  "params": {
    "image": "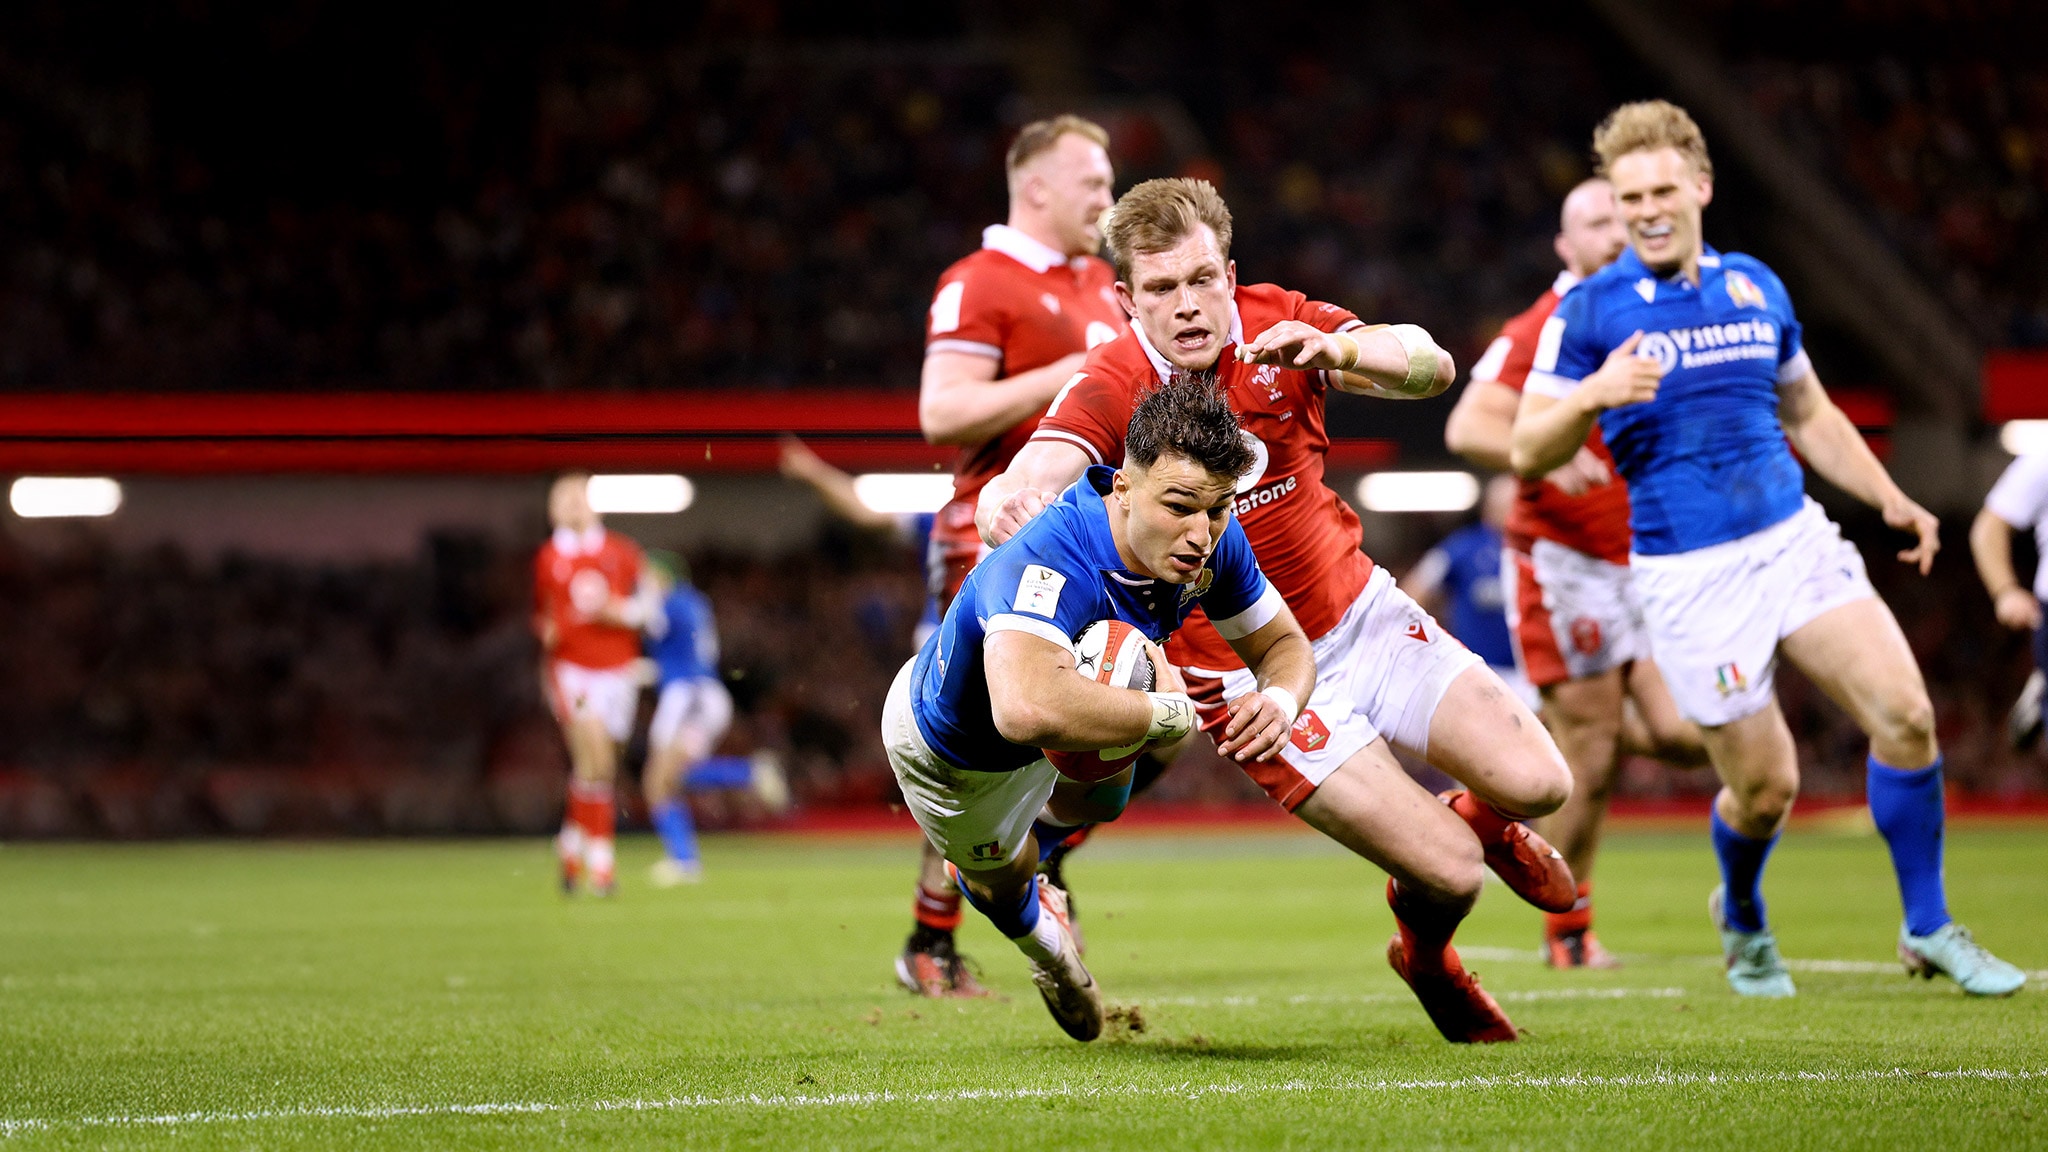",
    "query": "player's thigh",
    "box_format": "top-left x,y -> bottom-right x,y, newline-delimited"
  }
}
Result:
1780,596 -> 1934,750
1542,666 -> 1627,737
1622,657 -> 1701,754
881,660 -> 1053,871
1421,663 -> 1571,816
1699,699 -> 1800,830
1181,658 -> 1379,814
1294,739 -> 1483,900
